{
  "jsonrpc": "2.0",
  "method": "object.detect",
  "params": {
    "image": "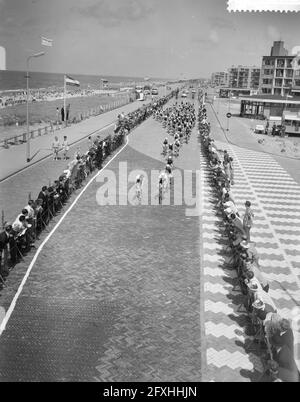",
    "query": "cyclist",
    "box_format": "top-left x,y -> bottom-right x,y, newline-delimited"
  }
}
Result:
174,138 -> 181,156
135,174 -> 144,203
165,163 -> 173,185
162,137 -> 168,155
167,155 -> 173,167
